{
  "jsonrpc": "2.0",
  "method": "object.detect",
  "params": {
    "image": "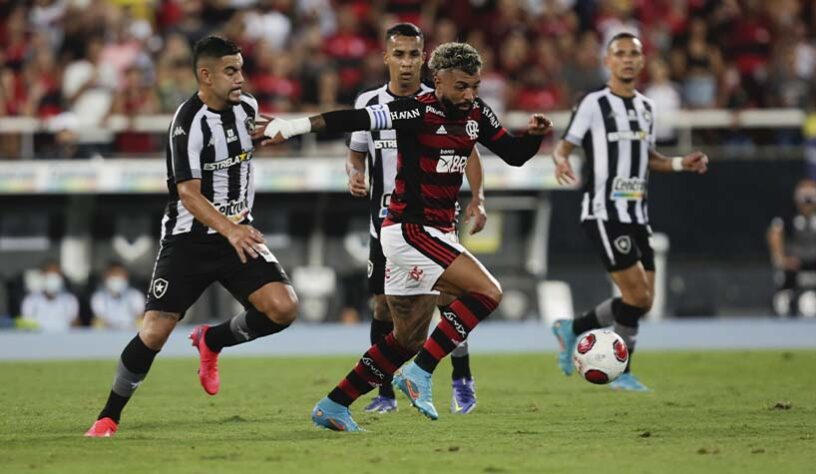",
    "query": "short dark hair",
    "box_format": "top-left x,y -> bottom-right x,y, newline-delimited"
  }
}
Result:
192,36 -> 241,74
607,32 -> 640,50
385,23 -> 423,43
